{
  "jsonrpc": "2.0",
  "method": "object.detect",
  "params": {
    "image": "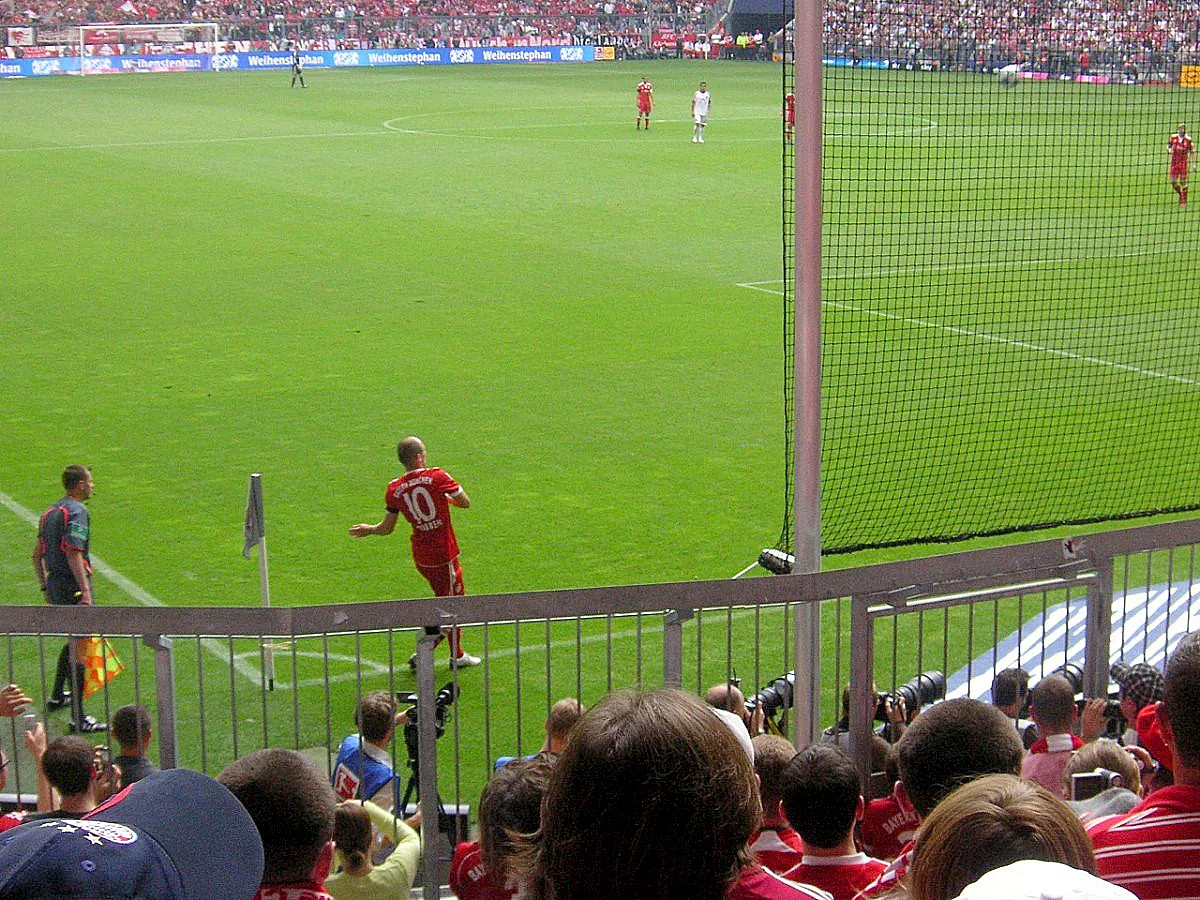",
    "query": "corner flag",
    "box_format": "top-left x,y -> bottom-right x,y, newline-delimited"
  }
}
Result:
243,473 -> 265,559
242,473 -> 276,690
